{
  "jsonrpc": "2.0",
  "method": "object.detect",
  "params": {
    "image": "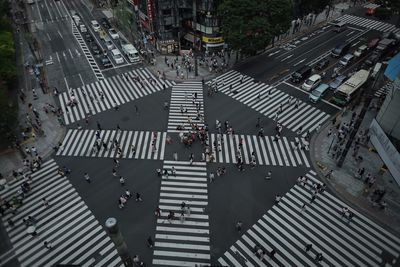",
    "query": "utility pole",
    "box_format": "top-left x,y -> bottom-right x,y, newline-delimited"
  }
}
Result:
105,218 -> 133,267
